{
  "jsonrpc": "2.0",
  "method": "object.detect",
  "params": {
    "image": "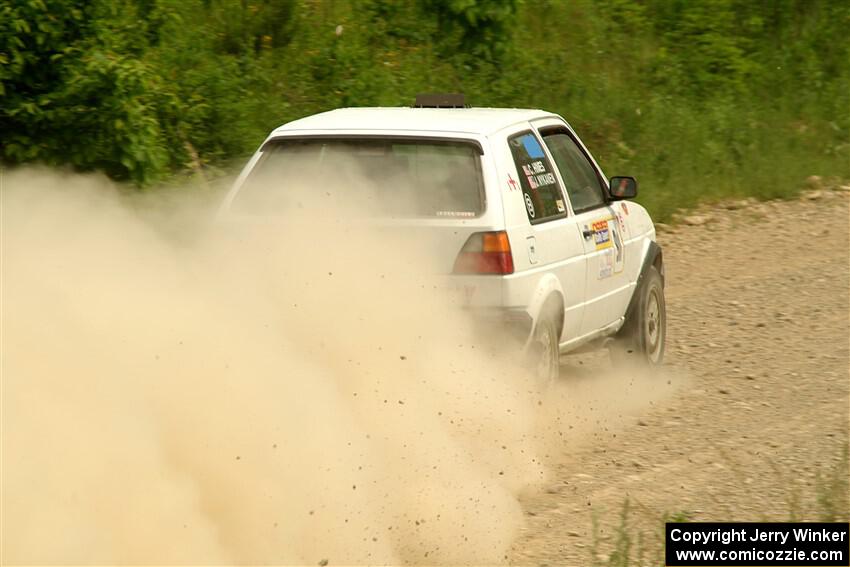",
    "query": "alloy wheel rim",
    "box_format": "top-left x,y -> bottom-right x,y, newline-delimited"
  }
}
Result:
645,288 -> 662,362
